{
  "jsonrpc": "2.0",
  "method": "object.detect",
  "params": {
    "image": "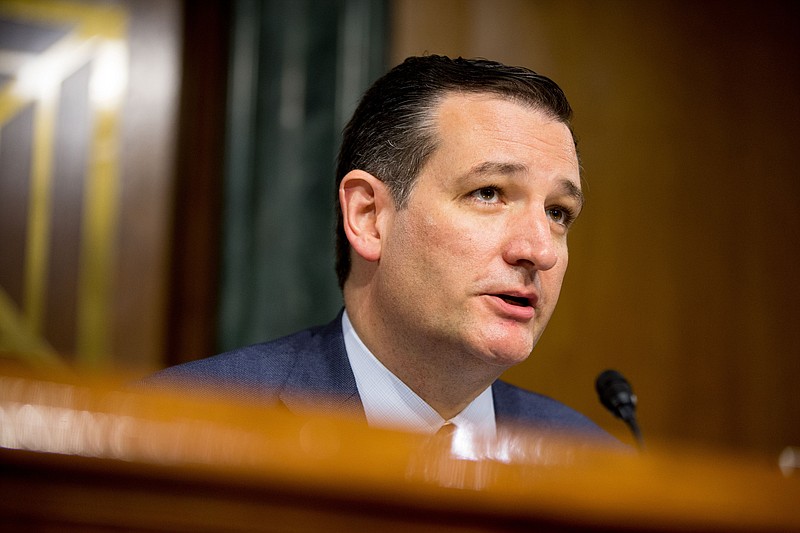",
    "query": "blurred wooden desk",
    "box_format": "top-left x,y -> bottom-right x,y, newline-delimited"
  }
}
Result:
1,373 -> 798,532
